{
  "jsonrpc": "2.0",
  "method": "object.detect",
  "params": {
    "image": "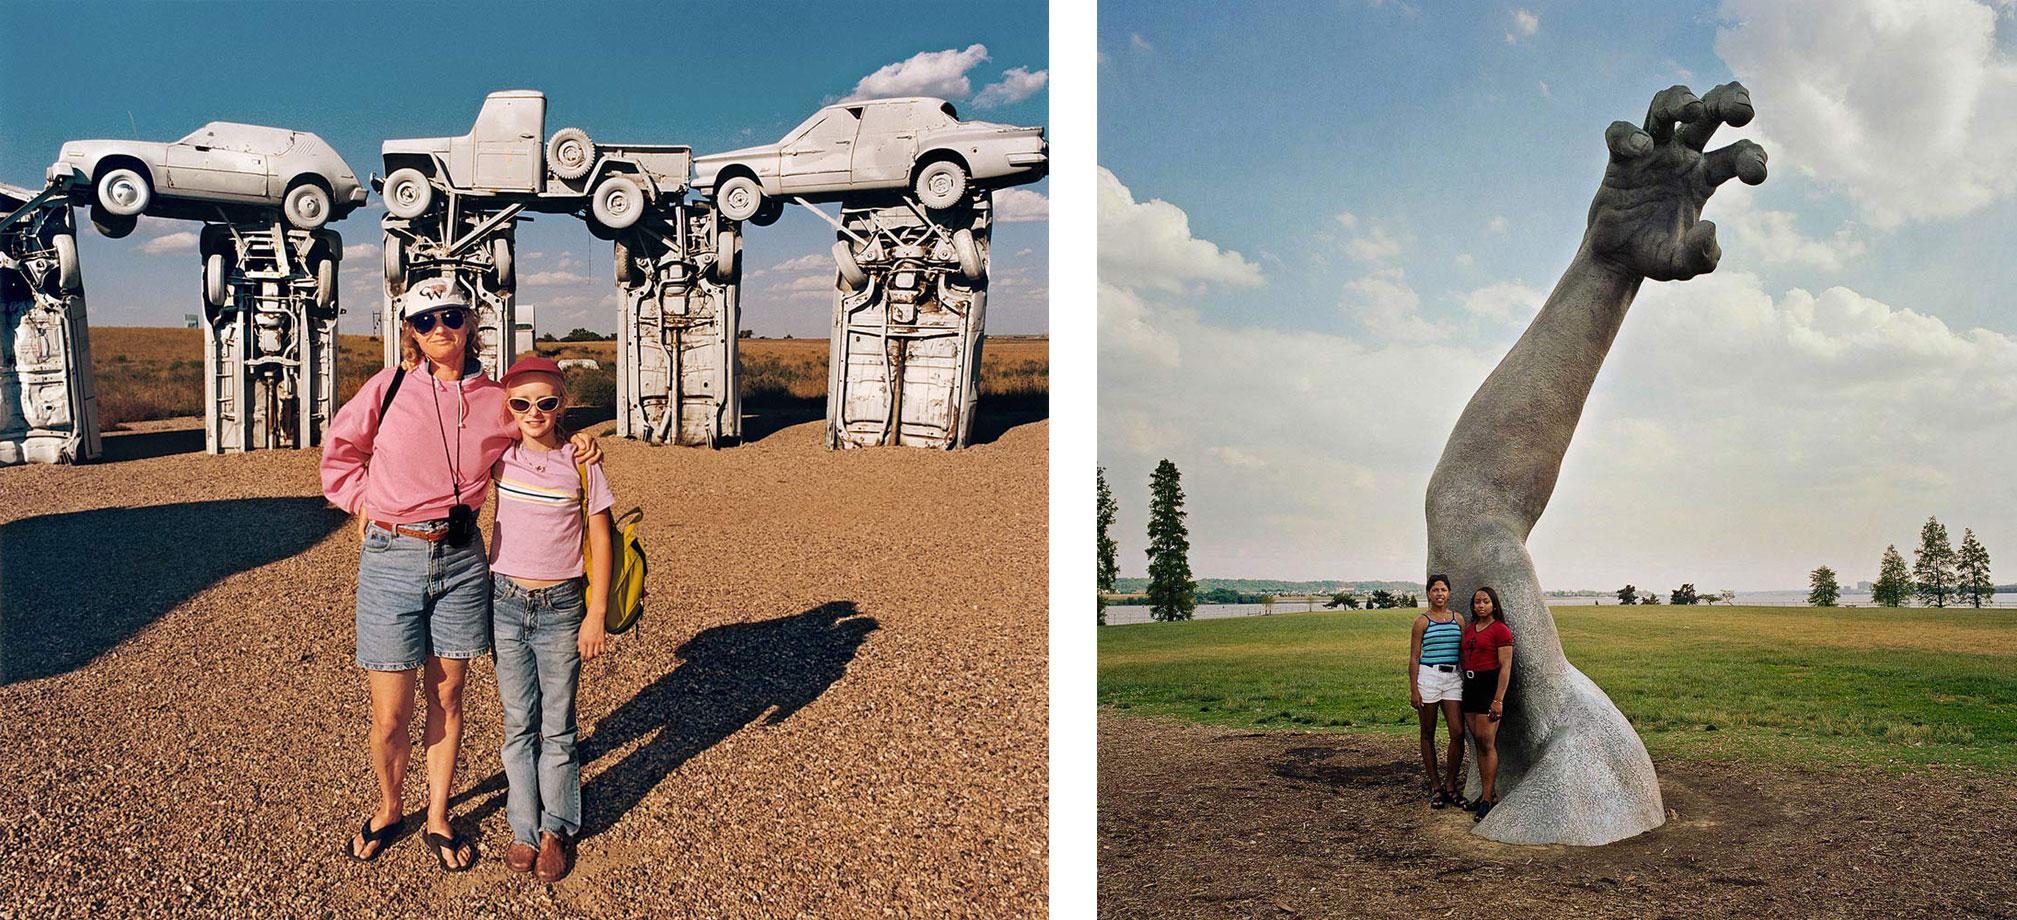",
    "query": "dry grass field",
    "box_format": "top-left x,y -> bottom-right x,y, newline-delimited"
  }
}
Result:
86,328 -> 1047,428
